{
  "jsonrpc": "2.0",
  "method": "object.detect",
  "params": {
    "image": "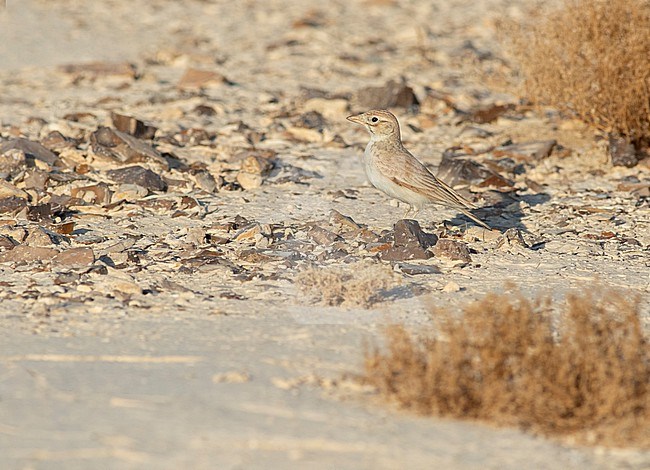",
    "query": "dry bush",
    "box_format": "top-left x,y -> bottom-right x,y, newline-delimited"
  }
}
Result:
502,0 -> 650,146
296,264 -> 397,308
364,291 -> 650,447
